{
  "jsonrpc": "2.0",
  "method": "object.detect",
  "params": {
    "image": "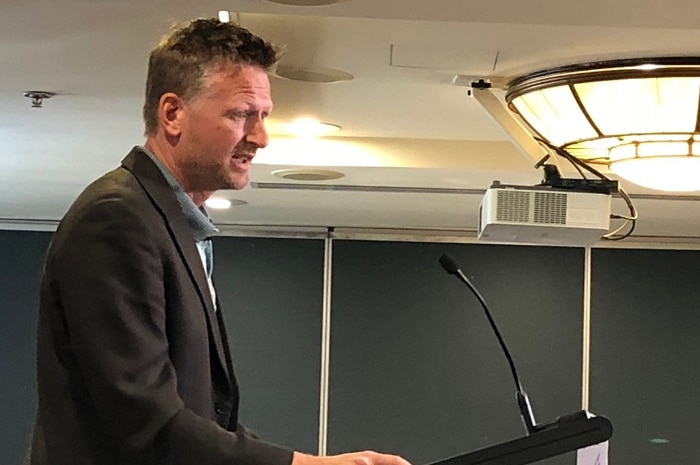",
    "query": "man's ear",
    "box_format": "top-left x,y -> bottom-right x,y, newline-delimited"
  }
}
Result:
159,93 -> 184,137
